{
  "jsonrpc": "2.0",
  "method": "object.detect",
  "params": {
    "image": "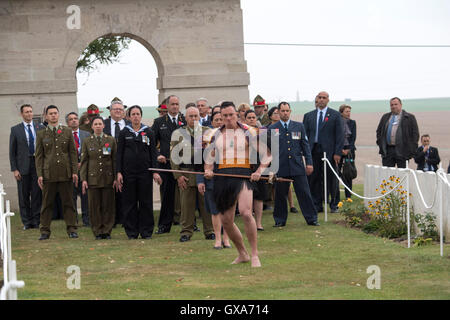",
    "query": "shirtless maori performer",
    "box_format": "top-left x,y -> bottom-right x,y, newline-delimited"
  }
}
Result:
204,101 -> 272,267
